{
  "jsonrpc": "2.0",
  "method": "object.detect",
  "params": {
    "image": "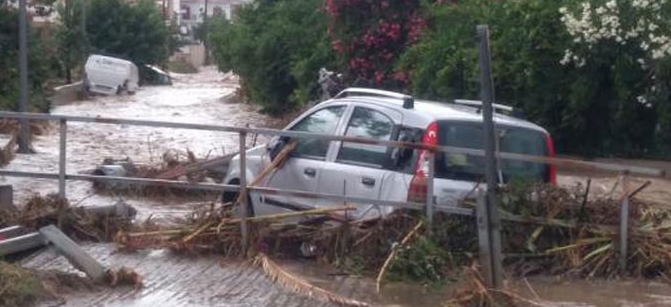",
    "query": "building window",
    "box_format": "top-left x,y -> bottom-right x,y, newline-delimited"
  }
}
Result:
213,6 -> 223,16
